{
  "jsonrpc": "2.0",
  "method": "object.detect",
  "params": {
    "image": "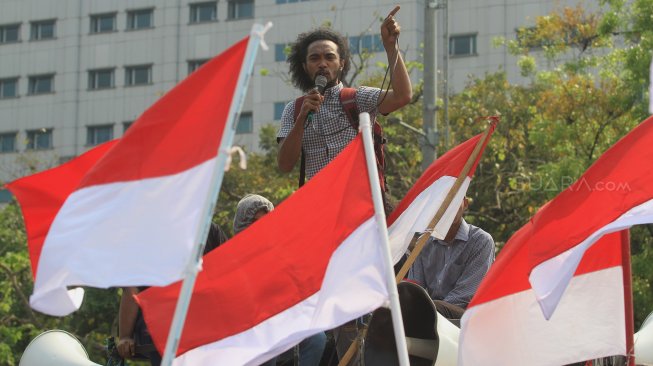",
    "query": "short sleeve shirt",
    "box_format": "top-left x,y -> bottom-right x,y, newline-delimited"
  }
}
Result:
277,83 -> 381,180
